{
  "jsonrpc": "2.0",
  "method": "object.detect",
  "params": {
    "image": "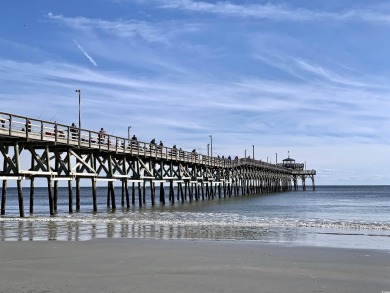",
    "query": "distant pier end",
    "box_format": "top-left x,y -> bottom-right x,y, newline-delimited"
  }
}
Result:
277,156 -> 316,191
